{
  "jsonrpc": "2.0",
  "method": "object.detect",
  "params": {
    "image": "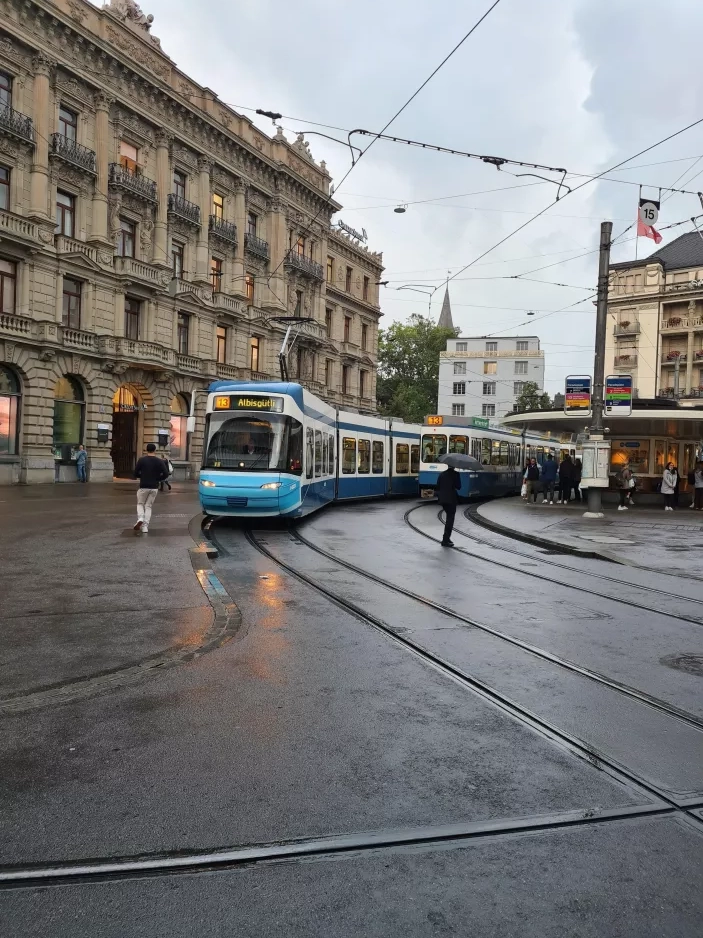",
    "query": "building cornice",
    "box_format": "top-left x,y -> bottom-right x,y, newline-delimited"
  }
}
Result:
326,284 -> 382,319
